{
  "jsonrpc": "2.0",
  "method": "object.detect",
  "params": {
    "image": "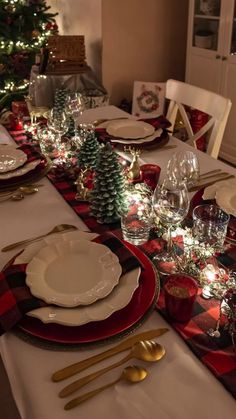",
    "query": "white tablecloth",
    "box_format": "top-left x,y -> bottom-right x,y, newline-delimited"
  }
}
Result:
0,106 -> 235,419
